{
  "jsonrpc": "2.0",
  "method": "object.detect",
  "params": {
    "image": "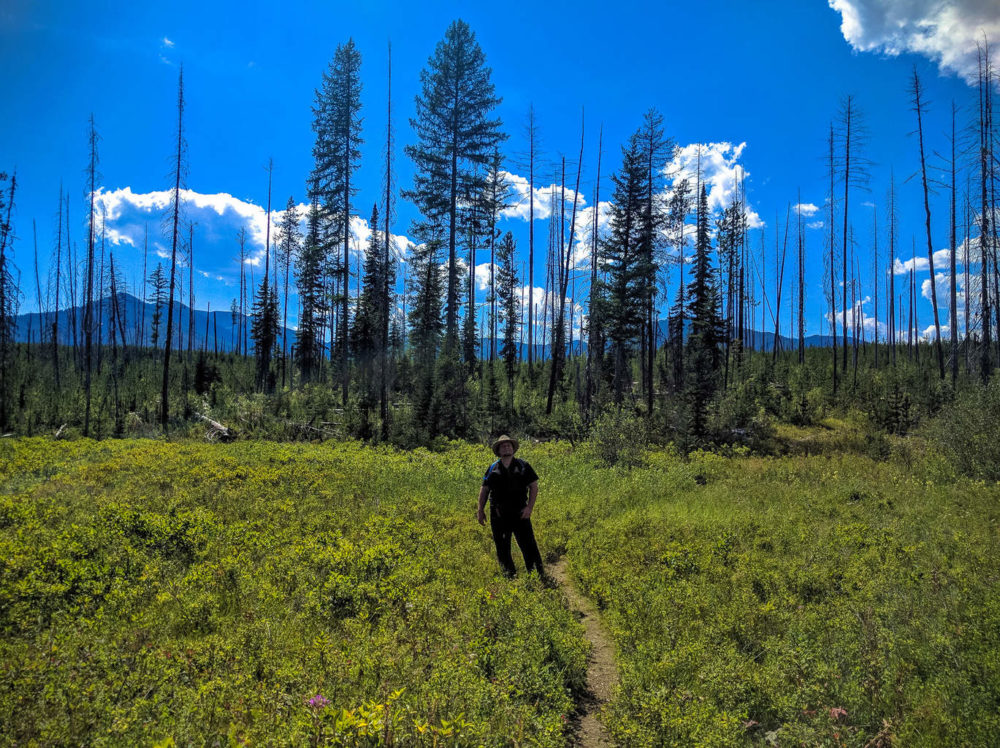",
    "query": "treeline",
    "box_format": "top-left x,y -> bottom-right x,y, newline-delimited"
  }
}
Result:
1,22 -> 999,450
